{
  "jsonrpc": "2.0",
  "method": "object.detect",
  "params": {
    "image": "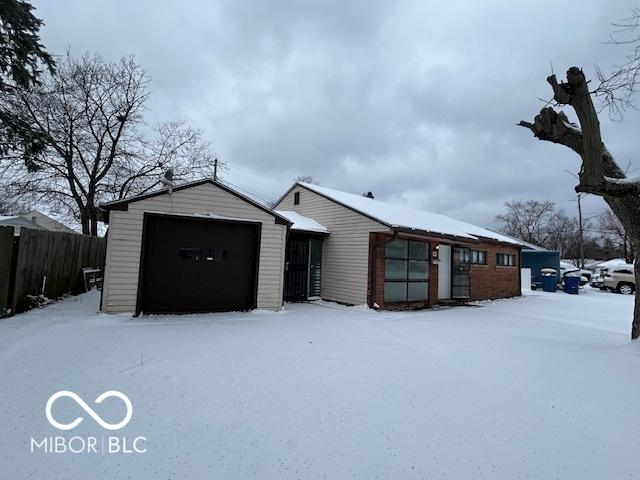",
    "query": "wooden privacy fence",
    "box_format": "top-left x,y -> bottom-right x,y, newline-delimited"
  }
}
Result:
0,226 -> 106,315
